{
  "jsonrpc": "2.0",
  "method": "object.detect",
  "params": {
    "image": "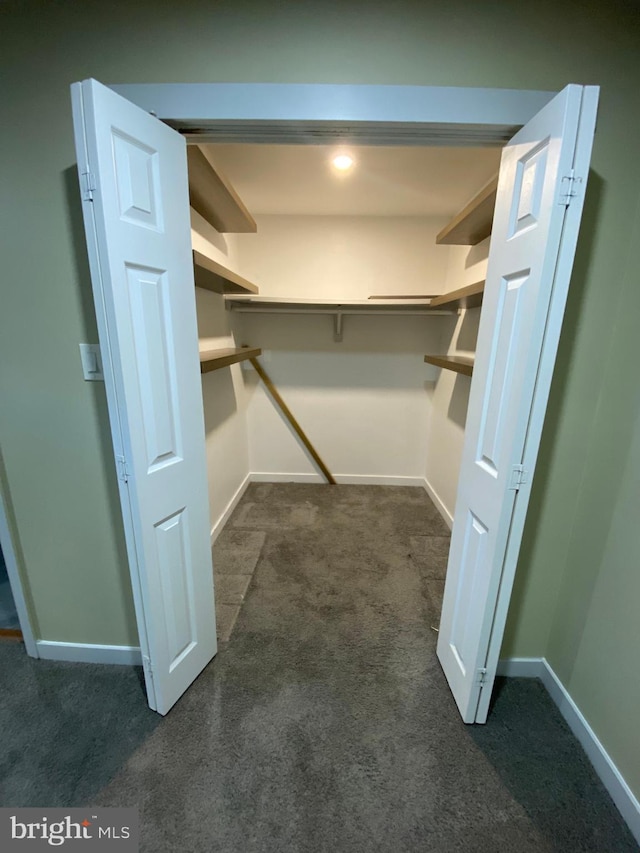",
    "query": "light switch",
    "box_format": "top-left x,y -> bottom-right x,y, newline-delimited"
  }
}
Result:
79,343 -> 104,381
